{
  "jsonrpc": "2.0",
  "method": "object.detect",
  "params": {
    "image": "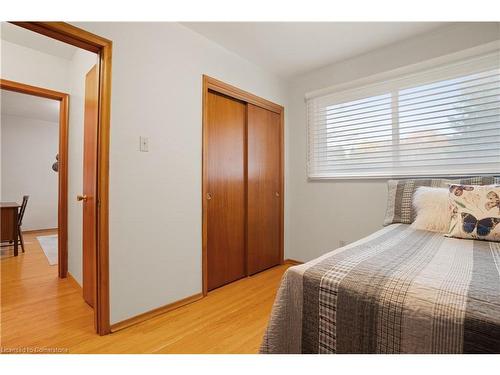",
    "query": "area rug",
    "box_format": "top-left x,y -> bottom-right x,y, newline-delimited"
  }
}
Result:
37,235 -> 58,265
